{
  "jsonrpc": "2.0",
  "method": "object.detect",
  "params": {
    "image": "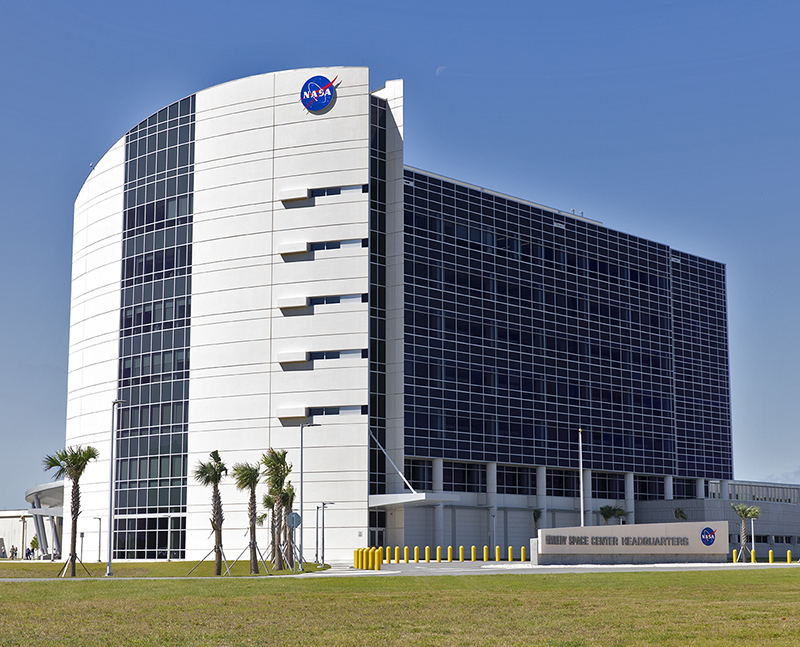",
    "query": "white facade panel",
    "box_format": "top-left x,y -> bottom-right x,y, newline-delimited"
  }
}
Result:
65,67 -> 408,565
